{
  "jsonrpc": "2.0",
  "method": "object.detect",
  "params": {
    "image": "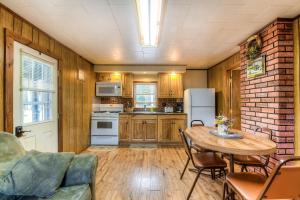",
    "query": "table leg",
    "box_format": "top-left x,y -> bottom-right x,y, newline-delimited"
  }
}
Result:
229,154 -> 234,173
229,154 -> 235,199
